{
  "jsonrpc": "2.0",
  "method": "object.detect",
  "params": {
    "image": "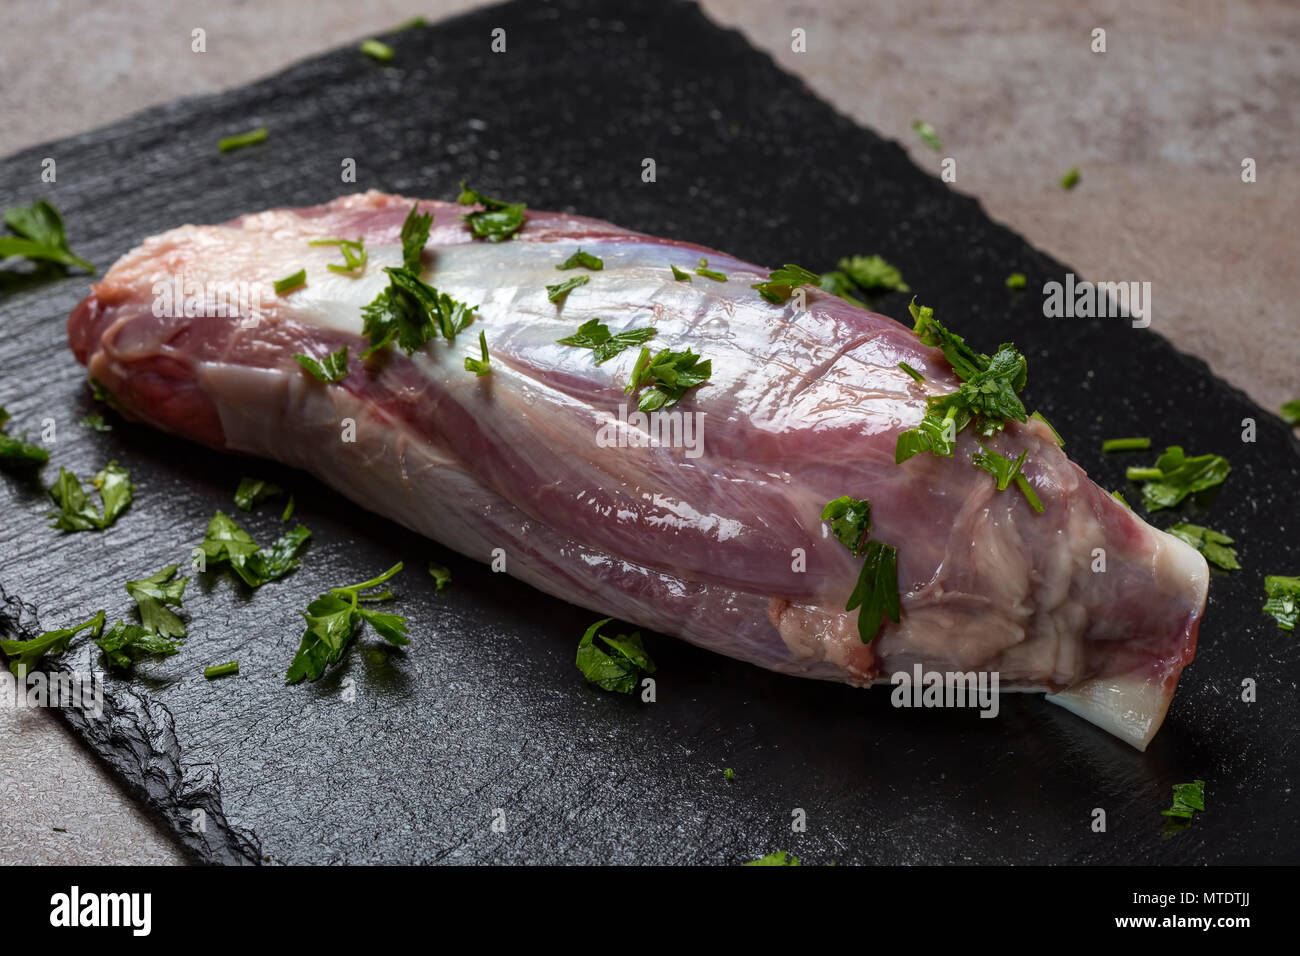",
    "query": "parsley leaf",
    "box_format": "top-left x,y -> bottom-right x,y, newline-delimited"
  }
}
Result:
285,563 -> 406,684
1263,575 -> 1300,632
1125,446 -> 1230,511
0,406 -> 49,467
623,346 -> 712,412
845,540 -> 901,643
557,248 -> 603,271
200,511 -> 310,588
744,851 -> 800,866
308,237 -> 367,275
360,39 -> 394,62
95,620 -> 181,670
898,362 -> 925,383
1006,272 -> 1027,290
972,445 -> 1045,512
293,346 -> 349,383
1060,167 -> 1081,190
837,255 -> 909,293
575,617 -> 656,693
695,257 -> 727,282
234,477 -> 284,511
274,269 -> 305,294
1168,522 -> 1239,571
361,267 -> 477,355
1,199 -> 94,272
1,611 -> 104,676
556,318 -> 657,364
464,331 -> 492,376
752,264 -> 820,304
817,271 -> 866,307
820,496 -> 871,557
47,461 -> 133,531
456,181 -> 526,242
125,564 -> 188,639
428,563 -> 451,591
400,202 -> 433,272
546,274 -> 589,303
912,120 -> 942,151
670,264 -> 691,282
78,414 -> 111,433
1281,400 -> 1300,427
1161,780 -> 1205,819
